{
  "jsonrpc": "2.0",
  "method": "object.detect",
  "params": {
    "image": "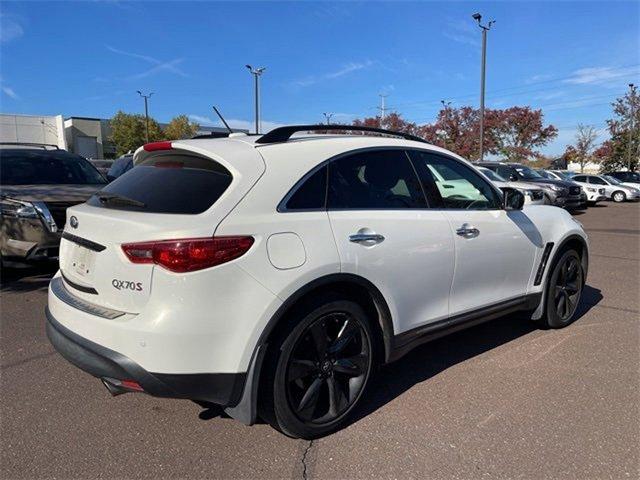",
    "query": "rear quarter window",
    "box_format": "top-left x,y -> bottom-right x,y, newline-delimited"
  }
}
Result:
87,153 -> 232,214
